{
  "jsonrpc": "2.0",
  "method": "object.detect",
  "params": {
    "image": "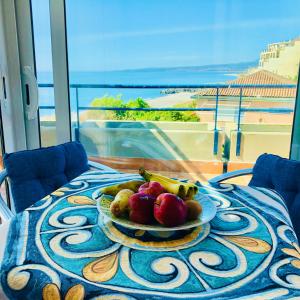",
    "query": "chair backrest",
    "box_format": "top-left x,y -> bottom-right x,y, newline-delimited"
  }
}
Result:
4,141 -> 89,213
249,153 -> 300,238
